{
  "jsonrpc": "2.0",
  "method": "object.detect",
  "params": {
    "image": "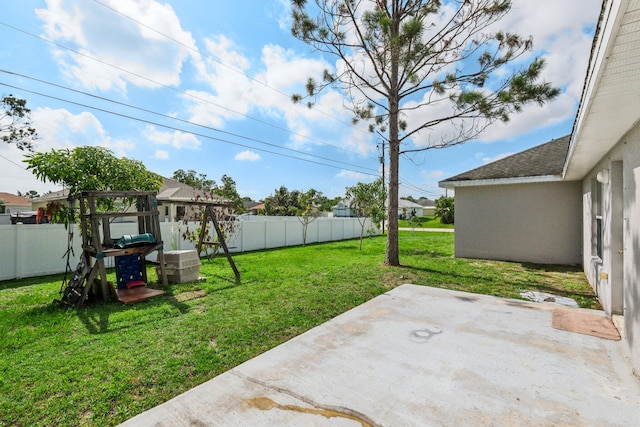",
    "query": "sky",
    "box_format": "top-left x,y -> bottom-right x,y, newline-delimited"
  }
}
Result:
0,0 -> 603,202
